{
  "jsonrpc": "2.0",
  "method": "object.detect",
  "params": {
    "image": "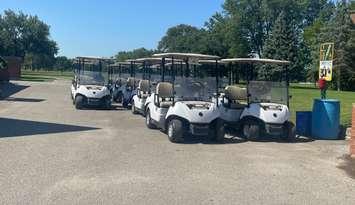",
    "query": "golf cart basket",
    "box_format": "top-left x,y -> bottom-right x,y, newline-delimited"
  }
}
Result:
221,58 -> 291,107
